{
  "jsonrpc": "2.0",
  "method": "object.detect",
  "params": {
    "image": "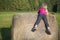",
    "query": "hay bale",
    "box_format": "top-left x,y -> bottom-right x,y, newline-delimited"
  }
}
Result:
12,13 -> 58,40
